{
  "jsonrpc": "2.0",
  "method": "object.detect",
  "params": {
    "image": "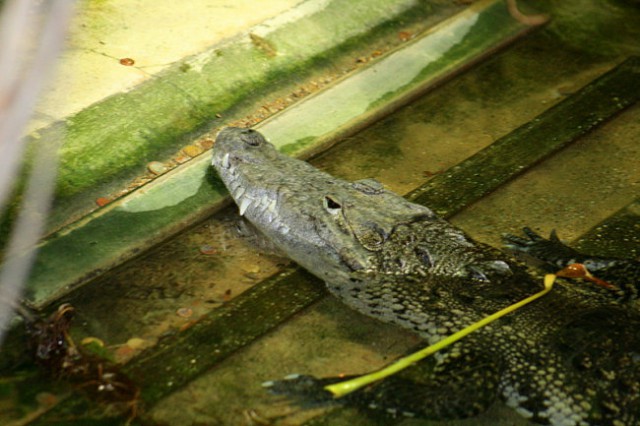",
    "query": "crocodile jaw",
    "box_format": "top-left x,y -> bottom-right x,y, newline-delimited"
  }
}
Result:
212,127 -> 365,284
211,127 -> 434,286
